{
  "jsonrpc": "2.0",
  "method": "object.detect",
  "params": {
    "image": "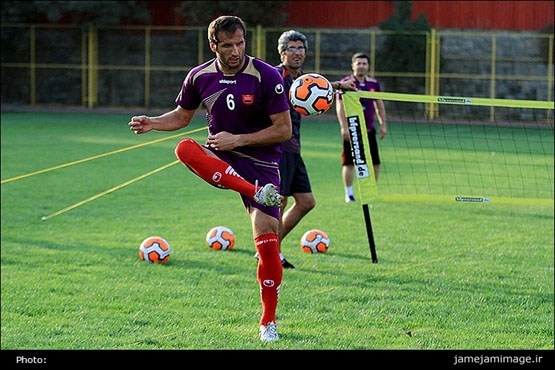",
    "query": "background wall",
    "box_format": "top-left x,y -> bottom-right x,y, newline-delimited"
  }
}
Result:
280,1 -> 553,31
1,1 -> 553,110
